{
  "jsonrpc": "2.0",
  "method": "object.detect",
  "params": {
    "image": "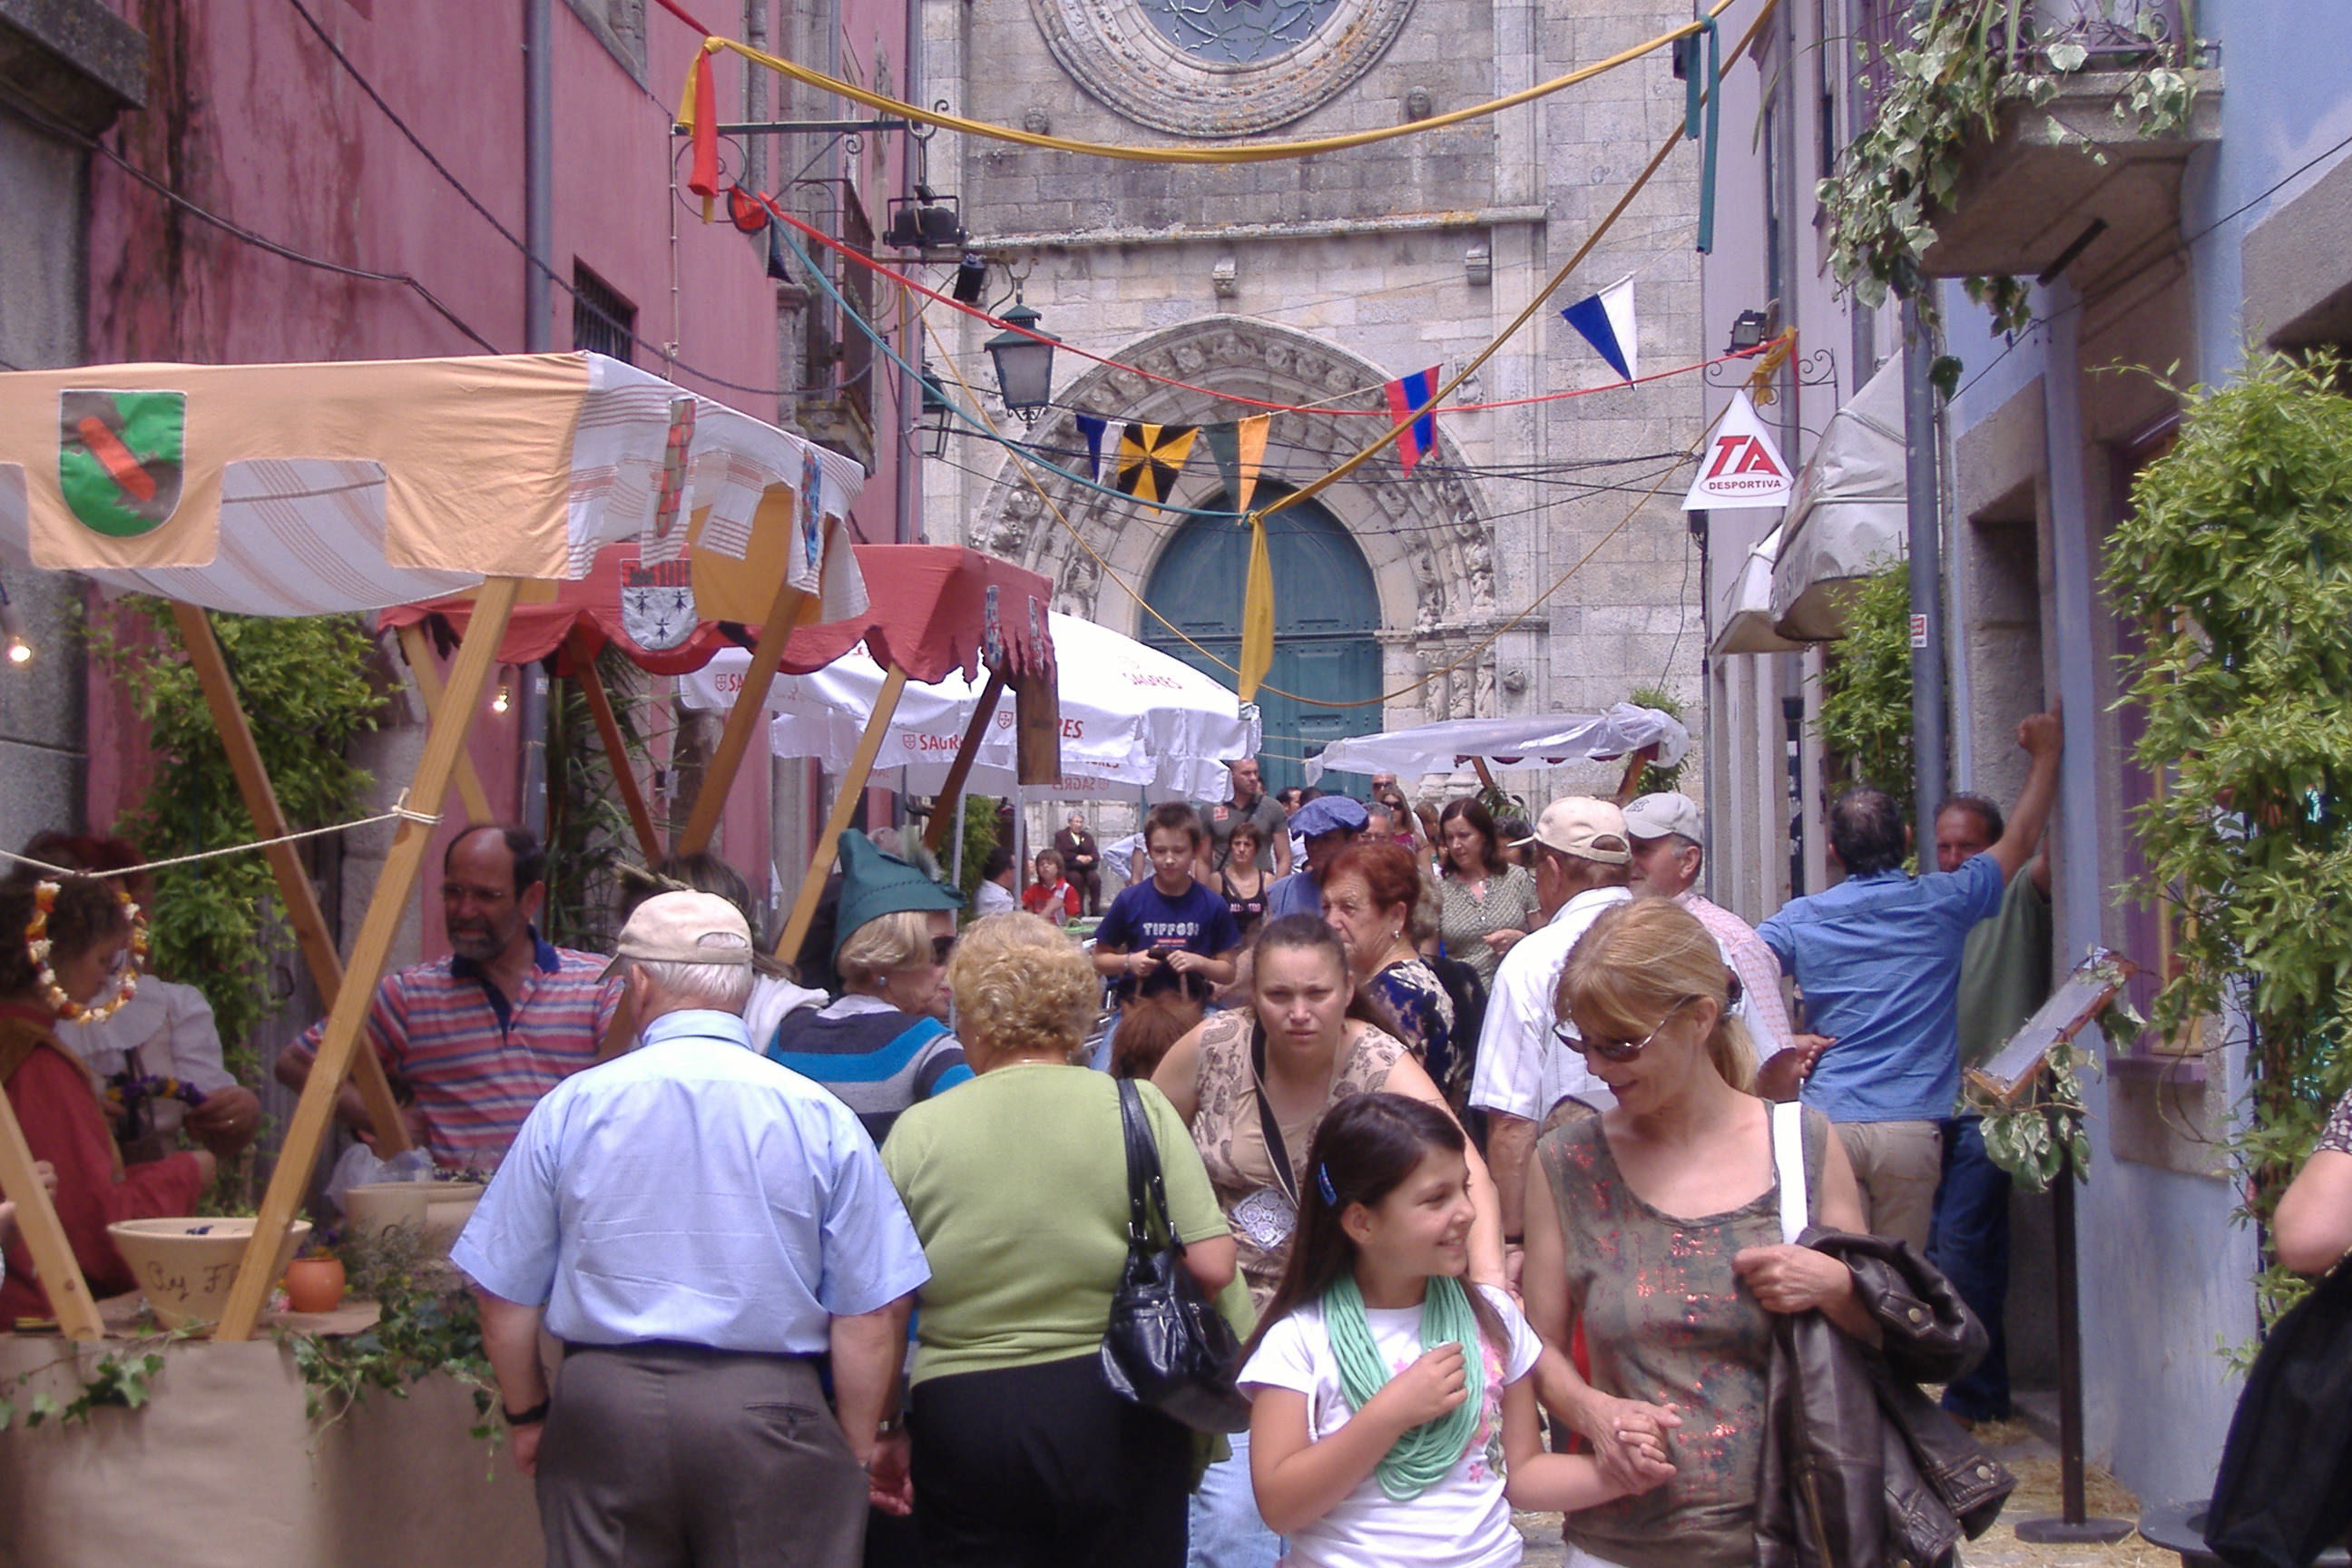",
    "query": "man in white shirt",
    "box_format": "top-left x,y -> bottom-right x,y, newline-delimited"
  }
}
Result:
1466,797 -> 1634,1278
